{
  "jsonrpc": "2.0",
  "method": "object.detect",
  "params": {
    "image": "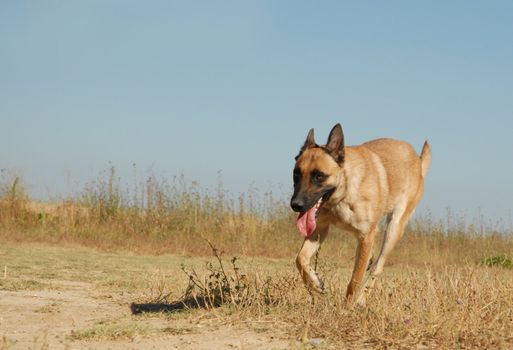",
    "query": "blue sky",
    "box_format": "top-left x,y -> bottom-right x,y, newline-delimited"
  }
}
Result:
1,1 -> 512,225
